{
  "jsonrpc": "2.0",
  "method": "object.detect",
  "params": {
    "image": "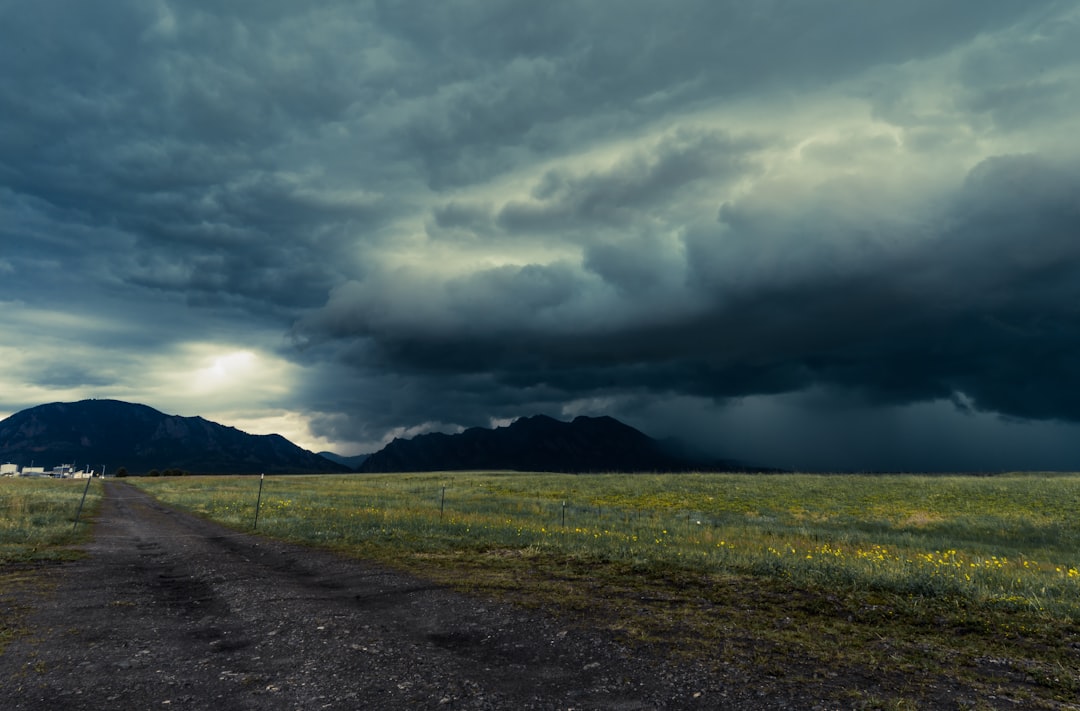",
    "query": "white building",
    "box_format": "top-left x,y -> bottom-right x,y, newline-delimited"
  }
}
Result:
3,463 -> 98,478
